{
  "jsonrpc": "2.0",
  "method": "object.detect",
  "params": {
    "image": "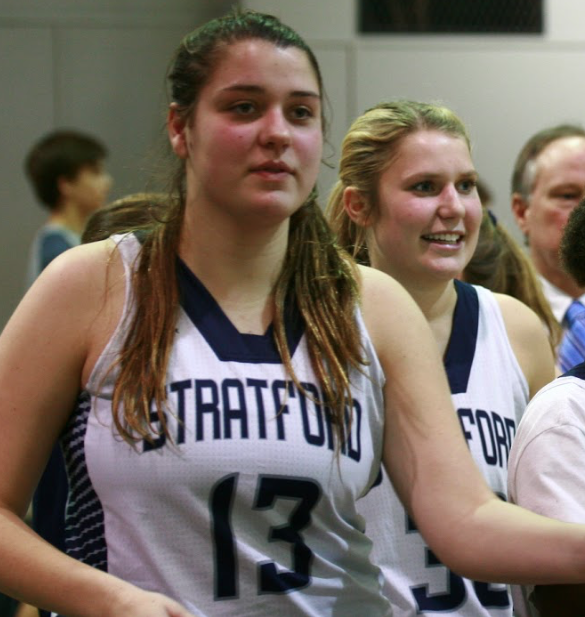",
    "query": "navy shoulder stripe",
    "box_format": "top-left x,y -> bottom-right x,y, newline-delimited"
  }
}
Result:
444,280 -> 479,395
